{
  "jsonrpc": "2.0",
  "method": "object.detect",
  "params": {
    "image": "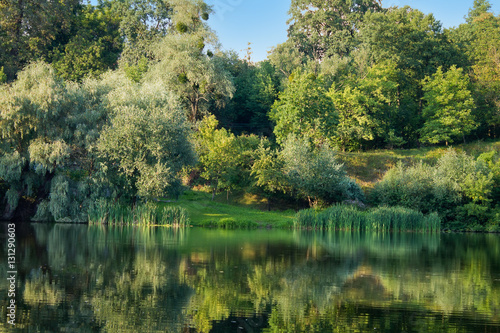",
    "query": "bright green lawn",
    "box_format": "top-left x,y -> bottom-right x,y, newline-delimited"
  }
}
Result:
159,190 -> 295,227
